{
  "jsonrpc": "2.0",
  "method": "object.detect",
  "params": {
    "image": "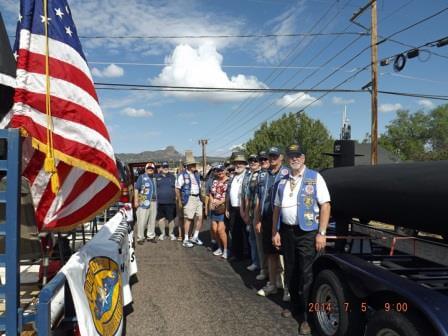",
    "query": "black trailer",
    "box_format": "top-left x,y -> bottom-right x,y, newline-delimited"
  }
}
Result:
308,156 -> 448,335
309,224 -> 448,336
